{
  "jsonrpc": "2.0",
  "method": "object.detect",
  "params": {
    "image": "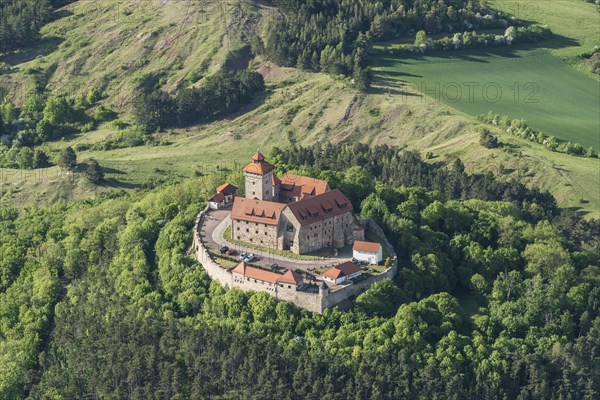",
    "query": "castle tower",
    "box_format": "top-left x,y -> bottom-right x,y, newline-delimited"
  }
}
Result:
243,150 -> 274,201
